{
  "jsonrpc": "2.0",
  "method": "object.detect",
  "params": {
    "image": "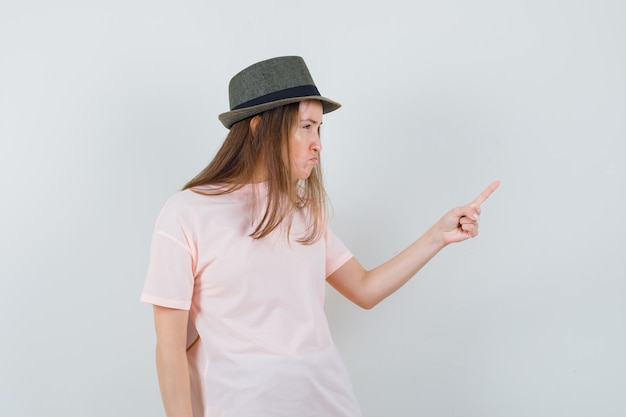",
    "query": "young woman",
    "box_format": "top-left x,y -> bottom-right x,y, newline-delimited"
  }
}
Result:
141,56 -> 499,417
